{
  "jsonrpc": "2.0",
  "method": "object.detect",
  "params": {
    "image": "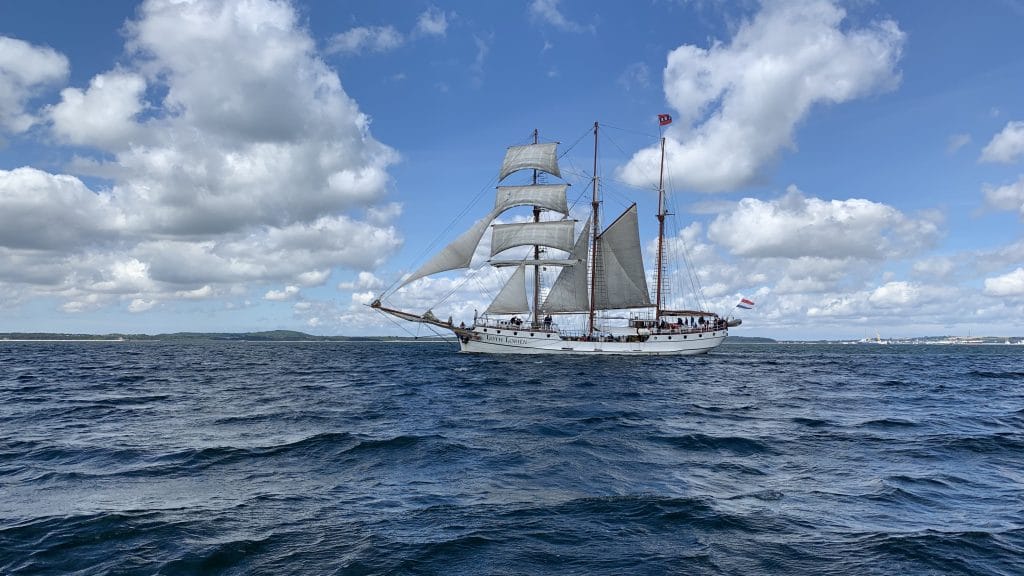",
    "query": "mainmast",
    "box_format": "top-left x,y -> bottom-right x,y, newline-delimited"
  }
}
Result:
655,136 -> 666,318
588,121 -> 600,335
532,129 -> 541,327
